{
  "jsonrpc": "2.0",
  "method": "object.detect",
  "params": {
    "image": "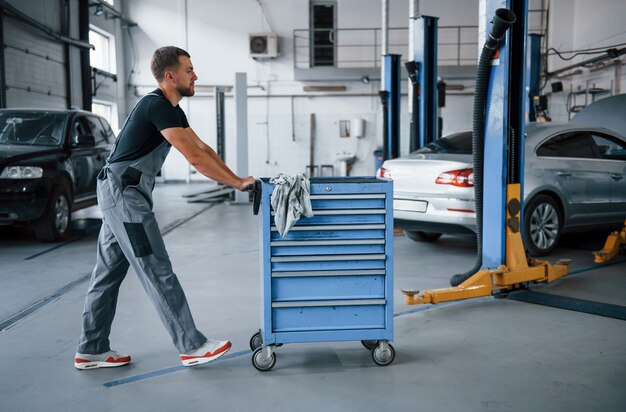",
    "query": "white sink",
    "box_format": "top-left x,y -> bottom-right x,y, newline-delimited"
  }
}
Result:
336,152 -> 356,176
336,152 -> 356,163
